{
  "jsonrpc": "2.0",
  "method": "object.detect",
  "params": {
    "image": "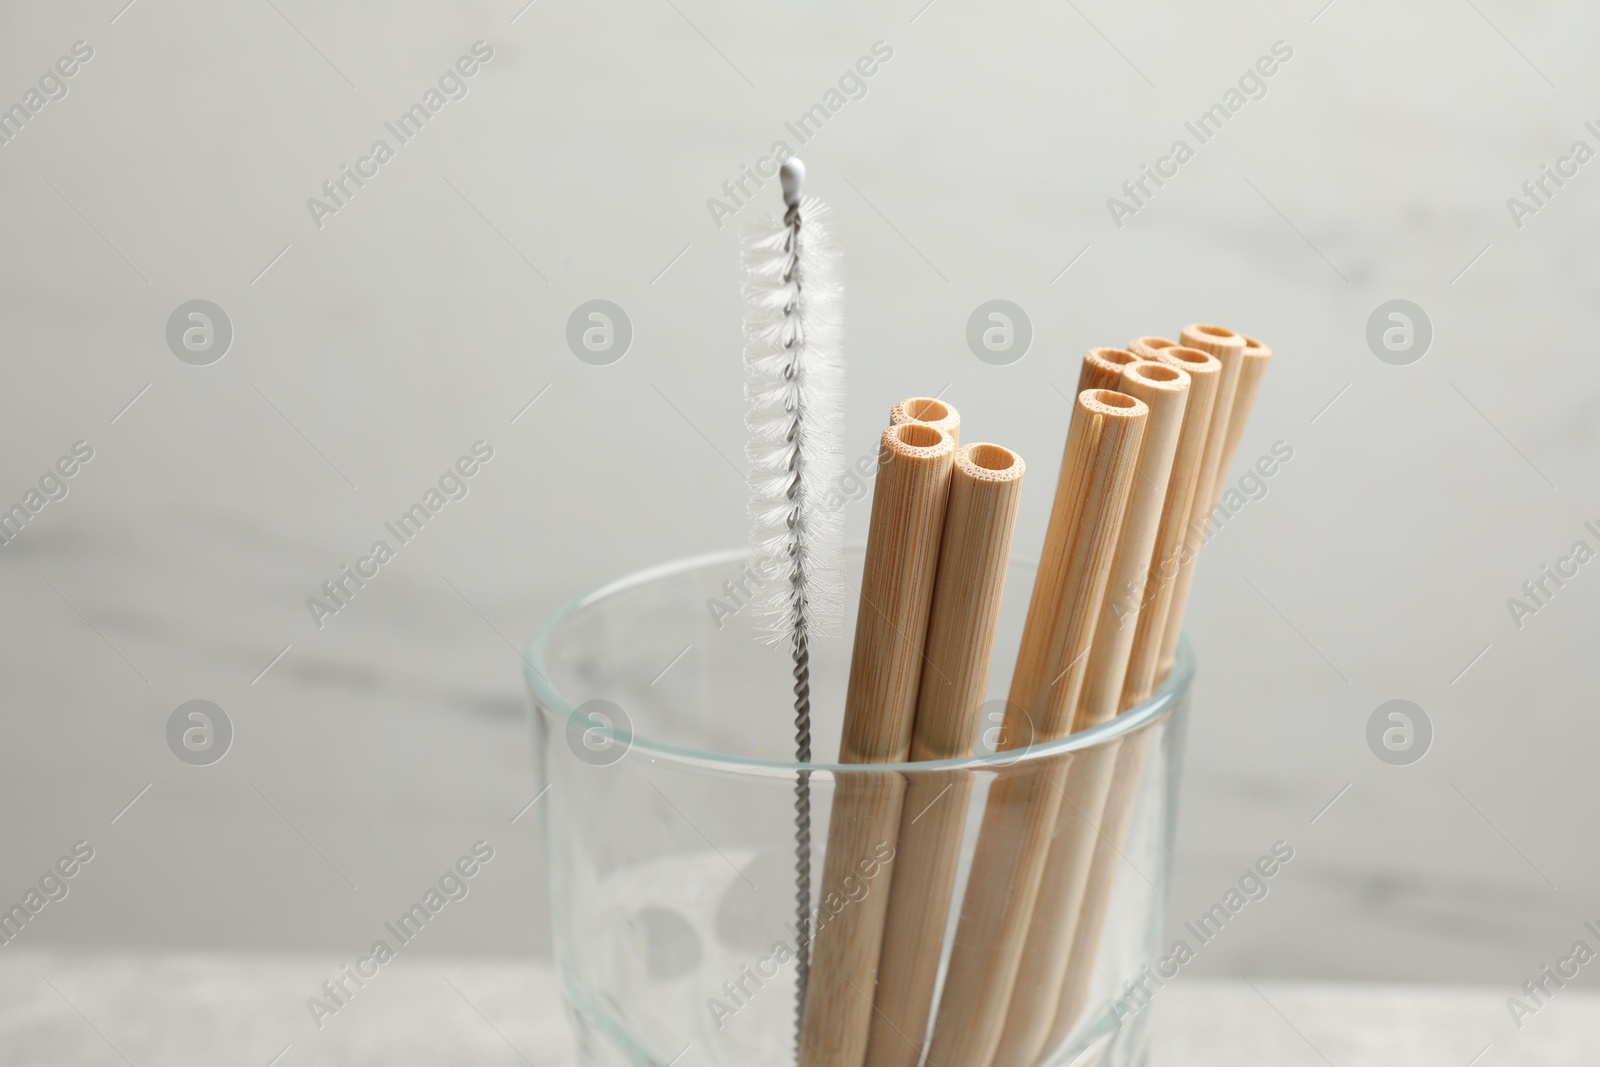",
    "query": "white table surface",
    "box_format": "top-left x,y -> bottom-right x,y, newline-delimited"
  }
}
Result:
3,950 -> 1593,1066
